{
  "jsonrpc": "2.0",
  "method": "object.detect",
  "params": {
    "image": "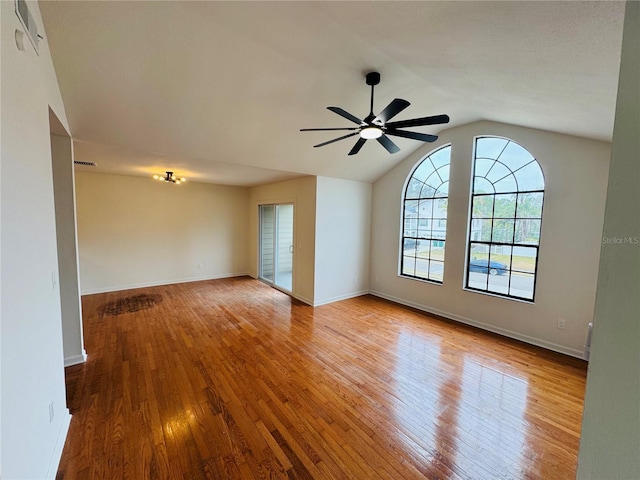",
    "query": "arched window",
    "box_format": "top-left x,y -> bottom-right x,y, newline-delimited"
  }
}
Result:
400,145 -> 451,283
466,137 -> 545,301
